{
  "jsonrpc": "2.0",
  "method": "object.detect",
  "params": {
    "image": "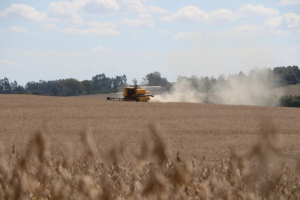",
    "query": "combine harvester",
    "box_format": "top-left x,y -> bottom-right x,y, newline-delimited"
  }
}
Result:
107,85 -> 154,102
